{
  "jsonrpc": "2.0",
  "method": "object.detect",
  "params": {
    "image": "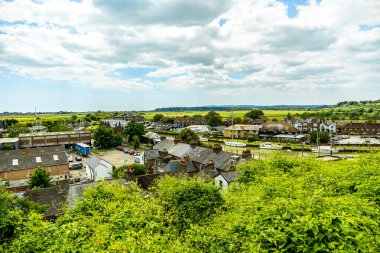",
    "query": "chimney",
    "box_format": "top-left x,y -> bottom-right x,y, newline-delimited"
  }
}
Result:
213,144 -> 222,153
205,159 -> 215,171
242,149 -> 252,160
174,136 -> 181,144
190,140 -> 198,148
179,155 -> 190,172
